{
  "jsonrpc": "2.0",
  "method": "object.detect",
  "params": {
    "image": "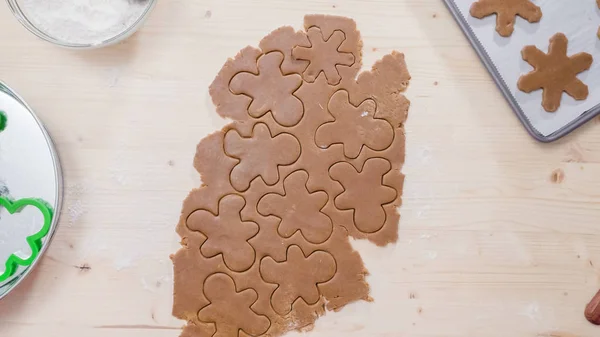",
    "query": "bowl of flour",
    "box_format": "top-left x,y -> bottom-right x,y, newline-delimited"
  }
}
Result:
6,0 -> 156,48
